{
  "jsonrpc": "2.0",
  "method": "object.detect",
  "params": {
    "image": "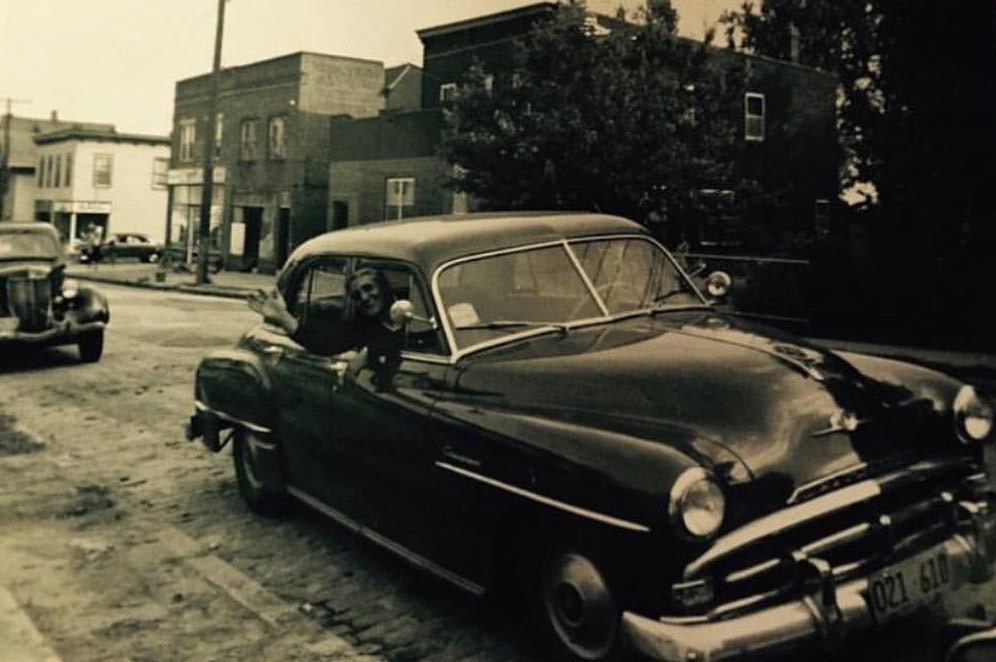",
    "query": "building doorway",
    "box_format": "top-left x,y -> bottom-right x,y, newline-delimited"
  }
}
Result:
240,206 -> 262,271
332,200 -> 349,230
276,207 -> 291,268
